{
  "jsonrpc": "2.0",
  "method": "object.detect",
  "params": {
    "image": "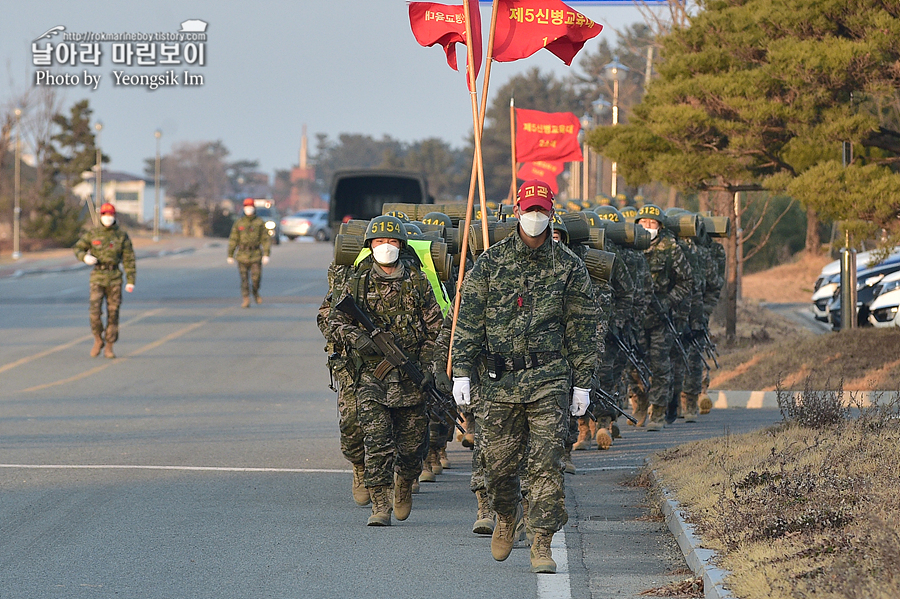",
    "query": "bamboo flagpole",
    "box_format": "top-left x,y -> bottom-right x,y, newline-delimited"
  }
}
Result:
509,97 -> 517,203
448,0 -> 499,375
